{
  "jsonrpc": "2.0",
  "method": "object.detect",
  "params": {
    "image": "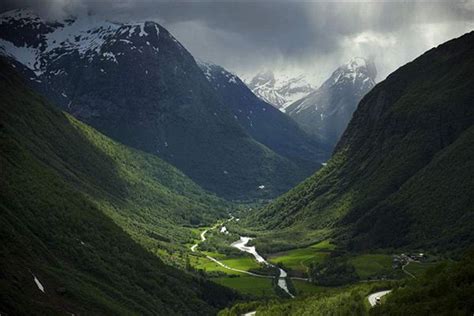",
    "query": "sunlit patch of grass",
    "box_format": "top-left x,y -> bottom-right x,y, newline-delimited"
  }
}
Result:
267,240 -> 333,273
